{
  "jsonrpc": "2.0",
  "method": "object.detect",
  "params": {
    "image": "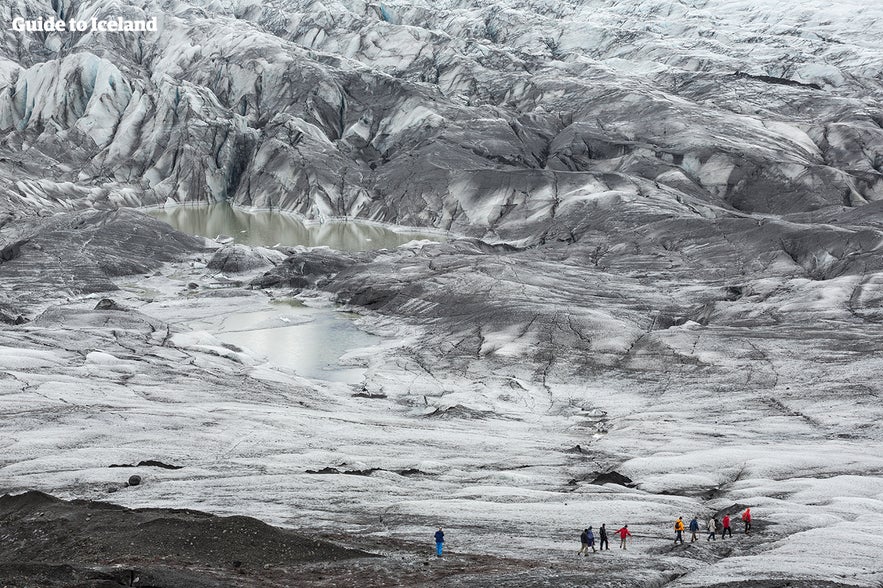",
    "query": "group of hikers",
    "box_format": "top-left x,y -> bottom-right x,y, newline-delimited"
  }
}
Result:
577,508 -> 752,554
672,507 -> 751,545
578,523 -> 629,553
433,508 -> 752,558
